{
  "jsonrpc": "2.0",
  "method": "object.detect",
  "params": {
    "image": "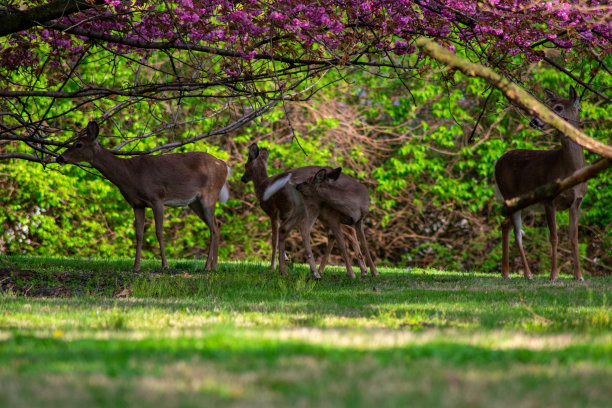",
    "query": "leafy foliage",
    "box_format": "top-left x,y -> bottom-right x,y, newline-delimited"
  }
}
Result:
1,59 -> 610,275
